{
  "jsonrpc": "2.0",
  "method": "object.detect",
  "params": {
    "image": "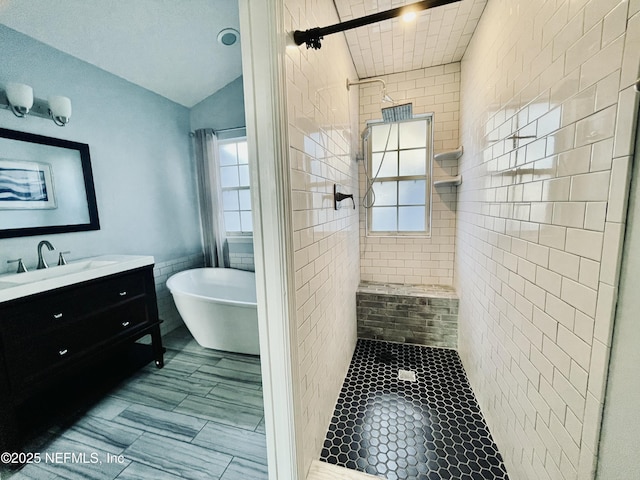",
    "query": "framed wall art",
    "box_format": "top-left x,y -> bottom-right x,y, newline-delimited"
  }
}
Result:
0,159 -> 56,210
